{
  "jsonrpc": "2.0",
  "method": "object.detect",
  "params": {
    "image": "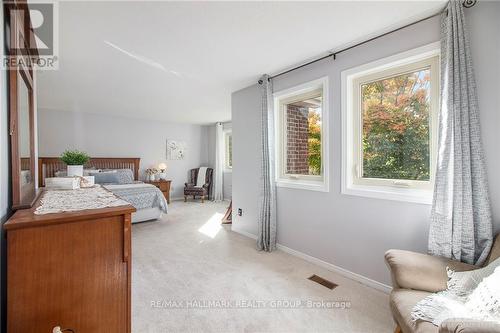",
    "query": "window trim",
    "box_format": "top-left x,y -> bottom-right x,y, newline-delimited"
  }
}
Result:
278,88 -> 323,183
341,42 -> 440,204
353,56 -> 439,190
224,129 -> 232,172
273,77 -> 329,192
